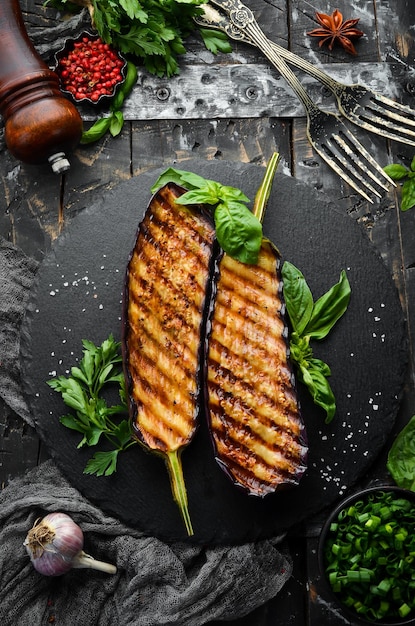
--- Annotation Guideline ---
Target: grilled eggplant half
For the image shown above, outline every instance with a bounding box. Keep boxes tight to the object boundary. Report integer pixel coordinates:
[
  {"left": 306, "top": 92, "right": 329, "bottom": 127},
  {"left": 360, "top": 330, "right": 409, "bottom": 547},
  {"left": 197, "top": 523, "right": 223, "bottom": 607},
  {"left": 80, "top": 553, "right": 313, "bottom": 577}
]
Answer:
[
  {"left": 205, "top": 241, "right": 308, "bottom": 497},
  {"left": 122, "top": 182, "right": 216, "bottom": 536}
]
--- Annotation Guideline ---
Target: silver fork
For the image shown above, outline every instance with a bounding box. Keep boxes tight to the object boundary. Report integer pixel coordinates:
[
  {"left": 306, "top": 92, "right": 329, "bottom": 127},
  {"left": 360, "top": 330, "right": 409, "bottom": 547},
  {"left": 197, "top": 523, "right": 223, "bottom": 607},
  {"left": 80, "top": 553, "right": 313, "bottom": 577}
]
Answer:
[
  {"left": 197, "top": 1, "right": 415, "bottom": 147},
  {"left": 195, "top": 0, "right": 394, "bottom": 202},
  {"left": 268, "top": 46, "right": 415, "bottom": 148}
]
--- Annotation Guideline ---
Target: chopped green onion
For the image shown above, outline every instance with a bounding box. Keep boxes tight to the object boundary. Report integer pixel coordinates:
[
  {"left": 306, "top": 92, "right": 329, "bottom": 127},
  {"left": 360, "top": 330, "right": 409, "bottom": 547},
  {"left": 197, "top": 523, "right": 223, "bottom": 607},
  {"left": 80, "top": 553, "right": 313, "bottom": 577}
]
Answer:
[{"left": 323, "top": 490, "right": 415, "bottom": 622}]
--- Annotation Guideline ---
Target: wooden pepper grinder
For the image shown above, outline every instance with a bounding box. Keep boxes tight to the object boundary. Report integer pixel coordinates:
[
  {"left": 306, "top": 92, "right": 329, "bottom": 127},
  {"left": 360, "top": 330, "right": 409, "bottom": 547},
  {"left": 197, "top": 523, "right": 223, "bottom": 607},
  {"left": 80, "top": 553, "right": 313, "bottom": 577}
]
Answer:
[{"left": 0, "top": 0, "right": 83, "bottom": 173}]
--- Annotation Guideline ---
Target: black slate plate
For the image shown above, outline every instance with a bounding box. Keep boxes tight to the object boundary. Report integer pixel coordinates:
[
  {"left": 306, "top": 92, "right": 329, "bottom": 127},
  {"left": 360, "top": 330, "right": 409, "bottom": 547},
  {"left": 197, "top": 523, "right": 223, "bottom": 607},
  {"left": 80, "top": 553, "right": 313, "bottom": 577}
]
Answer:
[{"left": 21, "top": 160, "right": 407, "bottom": 545}]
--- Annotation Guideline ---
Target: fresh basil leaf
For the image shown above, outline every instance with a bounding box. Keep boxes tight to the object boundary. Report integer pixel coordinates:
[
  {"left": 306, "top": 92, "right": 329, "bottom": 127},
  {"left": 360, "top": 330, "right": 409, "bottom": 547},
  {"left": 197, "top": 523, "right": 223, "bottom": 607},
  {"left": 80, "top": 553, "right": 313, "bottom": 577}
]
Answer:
[
  {"left": 309, "top": 357, "right": 331, "bottom": 378},
  {"left": 176, "top": 188, "right": 221, "bottom": 206},
  {"left": 282, "top": 261, "right": 313, "bottom": 335},
  {"left": 387, "top": 415, "right": 415, "bottom": 490},
  {"left": 304, "top": 270, "right": 351, "bottom": 340},
  {"left": 401, "top": 178, "right": 415, "bottom": 211},
  {"left": 218, "top": 185, "right": 250, "bottom": 205},
  {"left": 299, "top": 361, "right": 336, "bottom": 424},
  {"left": 151, "top": 168, "right": 260, "bottom": 263},
  {"left": 110, "top": 111, "right": 124, "bottom": 137},
  {"left": 151, "top": 168, "right": 209, "bottom": 194},
  {"left": 288, "top": 332, "right": 311, "bottom": 366},
  {"left": 383, "top": 163, "right": 409, "bottom": 181},
  {"left": 80, "top": 116, "right": 112, "bottom": 145},
  {"left": 214, "top": 201, "right": 262, "bottom": 265}
]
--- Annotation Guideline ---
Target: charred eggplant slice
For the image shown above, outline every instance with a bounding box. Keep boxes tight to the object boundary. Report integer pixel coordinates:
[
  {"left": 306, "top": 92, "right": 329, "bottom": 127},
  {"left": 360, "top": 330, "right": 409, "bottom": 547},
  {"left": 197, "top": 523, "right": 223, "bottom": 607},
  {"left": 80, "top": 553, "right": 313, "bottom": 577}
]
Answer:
[
  {"left": 205, "top": 240, "right": 308, "bottom": 497},
  {"left": 122, "top": 183, "right": 216, "bottom": 535}
]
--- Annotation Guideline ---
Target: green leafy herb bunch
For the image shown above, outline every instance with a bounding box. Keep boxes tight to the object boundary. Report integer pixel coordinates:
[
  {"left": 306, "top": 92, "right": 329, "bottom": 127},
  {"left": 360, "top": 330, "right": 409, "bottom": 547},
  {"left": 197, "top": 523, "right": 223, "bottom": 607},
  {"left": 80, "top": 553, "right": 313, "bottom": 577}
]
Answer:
[
  {"left": 48, "top": 335, "right": 136, "bottom": 476},
  {"left": 384, "top": 156, "right": 415, "bottom": 211},
  {"left": 45, "top": 0, "right": 231, "bottom": 78}
]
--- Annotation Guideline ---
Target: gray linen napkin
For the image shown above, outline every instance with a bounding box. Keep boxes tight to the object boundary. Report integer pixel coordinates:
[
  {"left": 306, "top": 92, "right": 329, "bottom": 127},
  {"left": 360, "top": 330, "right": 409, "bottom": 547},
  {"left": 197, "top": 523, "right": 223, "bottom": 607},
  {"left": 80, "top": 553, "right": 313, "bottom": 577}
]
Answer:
[
  {"left": 0, "top": 239, "right": 293, "bottom": 624},
  {"left": 0, "top": 238, "right": 38, "bottom": 426},
  {"left": 0, "top": 460, "right": 291, "bottom": 626}
]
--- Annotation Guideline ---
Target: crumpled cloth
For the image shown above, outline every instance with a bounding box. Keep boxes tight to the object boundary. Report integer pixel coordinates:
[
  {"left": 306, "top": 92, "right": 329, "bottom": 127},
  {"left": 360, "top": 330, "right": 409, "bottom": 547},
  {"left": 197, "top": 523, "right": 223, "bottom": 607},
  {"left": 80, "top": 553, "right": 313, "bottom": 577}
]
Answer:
[
  {"left": 0, "top": 238, "right": 38, "bottom": 426},
  {"left": 0, "top": 460, "right": 291, "bottom": 626},
  {"left": 0, "top": 238, "right": 293, "bottom": 624}
]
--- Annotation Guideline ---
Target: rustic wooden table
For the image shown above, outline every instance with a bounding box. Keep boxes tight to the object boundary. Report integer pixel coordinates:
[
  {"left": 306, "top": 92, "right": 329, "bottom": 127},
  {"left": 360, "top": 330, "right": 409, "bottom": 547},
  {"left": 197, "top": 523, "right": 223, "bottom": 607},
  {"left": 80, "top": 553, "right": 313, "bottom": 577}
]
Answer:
[{"left": 1, "top": 0, "right": 415, "bottom": 624}]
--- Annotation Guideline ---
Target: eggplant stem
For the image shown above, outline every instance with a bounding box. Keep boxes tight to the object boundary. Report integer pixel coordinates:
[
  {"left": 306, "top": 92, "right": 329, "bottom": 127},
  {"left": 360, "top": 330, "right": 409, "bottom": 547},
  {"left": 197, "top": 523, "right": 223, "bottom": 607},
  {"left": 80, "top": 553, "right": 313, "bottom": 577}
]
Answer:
[
  {"left": 166, "top": 450, "right": 194, "bottom": 536},
  {"left": 72, "top": 550, "right": 117, "bottom": 574},
  {"left": 253, "top": 152, "right": 280, "bottom": 224}
]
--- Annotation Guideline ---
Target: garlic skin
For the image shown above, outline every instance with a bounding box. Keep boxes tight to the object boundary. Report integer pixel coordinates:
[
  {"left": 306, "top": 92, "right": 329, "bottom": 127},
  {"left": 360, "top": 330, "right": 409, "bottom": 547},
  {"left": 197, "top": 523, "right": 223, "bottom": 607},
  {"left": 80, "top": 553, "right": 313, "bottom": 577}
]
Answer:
[{"left": 24, "top": 512, "right": 117, "bottom": 576}]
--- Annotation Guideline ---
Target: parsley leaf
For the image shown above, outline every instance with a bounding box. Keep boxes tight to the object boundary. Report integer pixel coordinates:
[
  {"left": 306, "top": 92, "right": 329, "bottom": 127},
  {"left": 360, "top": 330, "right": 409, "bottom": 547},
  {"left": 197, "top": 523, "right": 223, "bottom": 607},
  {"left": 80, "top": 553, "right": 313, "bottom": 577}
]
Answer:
[
  {"left": 199, "top": 28, "right": 233, "bottom": 55},
  {"left": 46, "top": 0, "right": 231, "bottom": 78},
  {"left": 48, "top": 335, "right": 136, "bottom": 476},
  {"left": 84, "top": 450, "right": 120, "bottom": 477}
]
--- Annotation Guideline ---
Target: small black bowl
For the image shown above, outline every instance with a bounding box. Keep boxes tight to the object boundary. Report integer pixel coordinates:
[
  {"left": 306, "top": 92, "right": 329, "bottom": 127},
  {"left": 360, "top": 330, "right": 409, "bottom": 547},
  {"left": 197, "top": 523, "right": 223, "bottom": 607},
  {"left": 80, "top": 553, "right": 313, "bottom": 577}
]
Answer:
[
  {"left": 52, "top": 31, "right": 127, "bottom": 107},
  {"left": 318, "top": 485, "right": 415, "bottom": 626}
]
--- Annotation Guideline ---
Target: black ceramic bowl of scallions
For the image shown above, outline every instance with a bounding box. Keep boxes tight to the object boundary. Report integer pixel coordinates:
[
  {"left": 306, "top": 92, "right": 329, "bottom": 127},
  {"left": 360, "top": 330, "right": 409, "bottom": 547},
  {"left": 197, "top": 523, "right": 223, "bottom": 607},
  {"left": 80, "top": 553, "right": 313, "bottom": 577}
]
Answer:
[{"left": 318, "top": 486, "right": 415, "bottom": 625}]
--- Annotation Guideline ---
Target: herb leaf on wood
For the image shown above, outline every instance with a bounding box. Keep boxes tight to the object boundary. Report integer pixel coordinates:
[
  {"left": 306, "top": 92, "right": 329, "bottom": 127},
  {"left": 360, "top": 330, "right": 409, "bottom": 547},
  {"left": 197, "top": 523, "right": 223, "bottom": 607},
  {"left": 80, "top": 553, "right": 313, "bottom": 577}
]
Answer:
[{"left": 384, "top": 157, "right": 415, "bottom": 211}]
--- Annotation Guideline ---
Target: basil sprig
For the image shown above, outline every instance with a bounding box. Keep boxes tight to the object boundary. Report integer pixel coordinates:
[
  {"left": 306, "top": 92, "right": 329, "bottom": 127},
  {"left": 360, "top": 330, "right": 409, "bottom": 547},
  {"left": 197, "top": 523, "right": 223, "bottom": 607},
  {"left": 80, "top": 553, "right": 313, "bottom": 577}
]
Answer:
[
  {"left": 80, "top": 61, "right": 138, "bottom": 145},
  {"left": 151, "top": 168, "right": 262, "bottom": 264},
  {"left": 282, "top": 261, "right": 351, "bottom": 423},
  {"left": 384, "top": 156, "right": 415, "bottom": 212},
  {"left": 387, "top": 415, "right": 415, "bottom": 490}
]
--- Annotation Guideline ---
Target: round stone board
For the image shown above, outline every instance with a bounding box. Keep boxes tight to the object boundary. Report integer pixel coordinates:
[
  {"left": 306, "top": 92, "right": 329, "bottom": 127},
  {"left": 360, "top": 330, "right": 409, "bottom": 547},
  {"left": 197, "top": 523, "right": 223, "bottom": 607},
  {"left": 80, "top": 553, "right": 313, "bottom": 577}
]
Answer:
[{"left": 20, "top": 159, "right": 407, "bottom": 545}]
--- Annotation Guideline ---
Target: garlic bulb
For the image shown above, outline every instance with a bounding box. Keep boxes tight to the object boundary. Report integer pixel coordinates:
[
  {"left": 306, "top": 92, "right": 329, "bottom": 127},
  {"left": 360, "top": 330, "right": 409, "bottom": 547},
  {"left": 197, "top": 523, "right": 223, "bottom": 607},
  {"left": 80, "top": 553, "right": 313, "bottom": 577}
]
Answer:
[{"left": 24, "top": 512, "right": 117, "bottom": 576}]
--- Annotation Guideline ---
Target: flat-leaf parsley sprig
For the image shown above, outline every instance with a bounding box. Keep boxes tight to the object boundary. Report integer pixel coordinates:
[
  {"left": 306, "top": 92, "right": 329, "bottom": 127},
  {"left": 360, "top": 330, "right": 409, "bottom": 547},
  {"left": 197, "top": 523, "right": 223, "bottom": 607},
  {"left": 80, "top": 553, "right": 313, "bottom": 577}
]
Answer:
[
  {"left": 282, "top": 262, "right": 351, "bottom": 423},
  {"left": 48, "top": 335, "right": 136, "bottom": 476},
  {"left": 45, "top": 0, "right": 232, "bottom": 78}
]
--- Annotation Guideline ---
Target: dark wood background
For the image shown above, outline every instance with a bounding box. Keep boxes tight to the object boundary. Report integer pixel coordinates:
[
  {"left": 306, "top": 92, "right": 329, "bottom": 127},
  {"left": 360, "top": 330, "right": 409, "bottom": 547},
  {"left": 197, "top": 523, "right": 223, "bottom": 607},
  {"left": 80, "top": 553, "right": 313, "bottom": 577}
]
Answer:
[{"left": 1, "top": 0, "right": 415, "bottom": 623}]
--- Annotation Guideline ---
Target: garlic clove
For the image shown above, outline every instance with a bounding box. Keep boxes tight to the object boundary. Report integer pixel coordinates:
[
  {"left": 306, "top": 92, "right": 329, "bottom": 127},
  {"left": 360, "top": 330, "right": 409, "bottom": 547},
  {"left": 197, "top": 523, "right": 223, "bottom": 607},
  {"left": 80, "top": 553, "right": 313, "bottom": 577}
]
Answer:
[{"left": 24, "top": 512, "right": 117, "bottom": 576}]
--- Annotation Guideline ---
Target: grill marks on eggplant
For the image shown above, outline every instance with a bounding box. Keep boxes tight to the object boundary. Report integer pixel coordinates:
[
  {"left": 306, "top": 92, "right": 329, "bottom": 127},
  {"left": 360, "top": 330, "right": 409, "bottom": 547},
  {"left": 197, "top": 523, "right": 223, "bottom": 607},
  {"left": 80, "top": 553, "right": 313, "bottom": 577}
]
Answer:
[
  {"left": 123, "top": 182, "right": 306, "bottom": 534},
  {"left": 206, "top": 242, "right": 307, "bottom": 497},
  {"left": 124, "top": 184, "right": 216, "bottom": 456}
]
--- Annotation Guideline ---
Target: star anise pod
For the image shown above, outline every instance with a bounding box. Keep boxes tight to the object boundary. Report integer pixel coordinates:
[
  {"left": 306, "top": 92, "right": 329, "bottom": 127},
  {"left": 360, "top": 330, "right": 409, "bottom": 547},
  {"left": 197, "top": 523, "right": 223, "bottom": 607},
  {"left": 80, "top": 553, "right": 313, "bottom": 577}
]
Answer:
[{"left": 307, "top": 9, "right": 364, "bottom": 55}]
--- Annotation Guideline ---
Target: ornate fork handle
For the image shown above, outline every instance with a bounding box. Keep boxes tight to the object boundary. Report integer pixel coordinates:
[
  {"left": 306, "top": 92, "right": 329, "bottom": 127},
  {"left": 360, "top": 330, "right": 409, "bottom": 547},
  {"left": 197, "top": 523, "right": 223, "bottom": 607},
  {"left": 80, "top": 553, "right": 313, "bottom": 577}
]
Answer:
[
  {"left": 196, "top": 0, "right": 394, "bottom": 202},
  {"left": 198, "top": 0, "right": 328, "bottom": 121},
  {"left": 197, "top": 0, "right": 358, "bottom": 100}
]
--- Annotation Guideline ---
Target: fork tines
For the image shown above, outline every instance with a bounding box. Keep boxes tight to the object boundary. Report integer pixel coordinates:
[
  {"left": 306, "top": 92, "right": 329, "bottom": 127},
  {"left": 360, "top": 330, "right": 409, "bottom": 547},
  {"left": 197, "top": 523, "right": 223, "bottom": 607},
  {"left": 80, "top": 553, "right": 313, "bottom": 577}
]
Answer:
[
  {"left": 358, "top": 94, "right": 415, "bottom": 146},
  {"left": 318, "top": 127, "right": 395, "bottom": 203}
]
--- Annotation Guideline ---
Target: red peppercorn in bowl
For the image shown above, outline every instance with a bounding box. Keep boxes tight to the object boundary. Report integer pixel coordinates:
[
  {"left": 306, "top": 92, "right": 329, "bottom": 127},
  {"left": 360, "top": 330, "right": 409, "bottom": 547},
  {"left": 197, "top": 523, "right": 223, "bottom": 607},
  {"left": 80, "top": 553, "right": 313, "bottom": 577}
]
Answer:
[{"left": 53, "top": 33, "right": 127, "bottom": 106}]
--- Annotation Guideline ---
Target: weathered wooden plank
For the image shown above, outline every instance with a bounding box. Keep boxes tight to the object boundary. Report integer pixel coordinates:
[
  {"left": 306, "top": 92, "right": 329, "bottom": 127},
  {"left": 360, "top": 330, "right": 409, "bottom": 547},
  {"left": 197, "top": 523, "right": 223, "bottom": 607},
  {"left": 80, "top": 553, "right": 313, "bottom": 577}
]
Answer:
[
  {"left": 0, "top": 399, "right": 41, "bottom": 489},
  {"left": 130, "top": 117, "right": 287, "bottom": 174},
  {"left": 0, "top": 155, "right": 63, "bottom": 260},
  {"left": 77, "top": 61, "right": 415, "bottom": 121},
  {"left": 375, "top": 0, "right": 415, "bottom": 65},
  {"left": 61, "top": 124, "right": 133, "bottom": 221}
]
